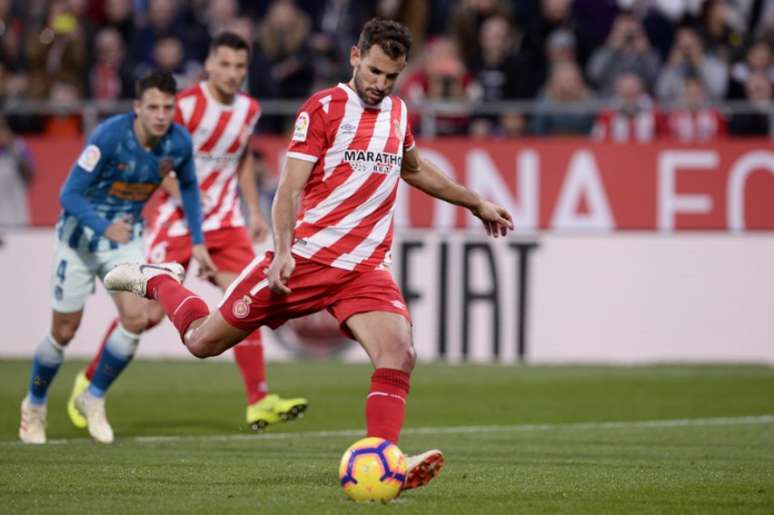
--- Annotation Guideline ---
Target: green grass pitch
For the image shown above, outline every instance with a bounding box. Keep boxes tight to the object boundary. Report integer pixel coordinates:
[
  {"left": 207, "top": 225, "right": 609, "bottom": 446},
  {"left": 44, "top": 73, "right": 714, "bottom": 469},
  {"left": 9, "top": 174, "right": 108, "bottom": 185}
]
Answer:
[{"left": 1, "top": 360, "right": 773, "bottom": 513}]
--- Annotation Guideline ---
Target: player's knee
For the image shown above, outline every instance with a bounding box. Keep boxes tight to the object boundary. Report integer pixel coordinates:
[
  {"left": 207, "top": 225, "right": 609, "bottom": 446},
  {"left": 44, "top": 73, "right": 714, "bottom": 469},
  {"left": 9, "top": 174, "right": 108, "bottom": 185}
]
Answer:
[
  {"left": 378, "top": 332, "right": 415, "bottom": 372},
  {"left": 119, "top": 311, "right": 149, "bottom": 334},
  {"left": 51, "top": 324, "right": 78, "bottom": 346},
  {"left": 186, "top": 334, "right": 224, "bottom": 359}
]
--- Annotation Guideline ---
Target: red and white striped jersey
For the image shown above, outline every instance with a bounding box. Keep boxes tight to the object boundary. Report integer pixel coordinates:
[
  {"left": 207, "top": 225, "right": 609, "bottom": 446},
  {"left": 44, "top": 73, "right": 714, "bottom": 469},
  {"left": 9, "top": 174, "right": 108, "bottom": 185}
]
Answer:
[
  {"left": 665, "top": 109, "right": 727, "bottom": 142},
  {"left": 592, "top": 107, "right": 664, "bottom": 142},
  {"left": 286, "top": 83, "right": 415, "bottom": 271},
  {"left": 147, "top": 81, "right": 260, "bottom": 241}
]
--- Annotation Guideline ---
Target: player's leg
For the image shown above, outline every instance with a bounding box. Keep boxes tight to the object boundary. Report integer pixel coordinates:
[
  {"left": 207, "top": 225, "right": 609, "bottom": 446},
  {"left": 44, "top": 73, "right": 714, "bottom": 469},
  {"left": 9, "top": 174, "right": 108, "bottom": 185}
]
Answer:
[
  {"left": 332, "top": 269, "right": 443, "bottom": 491},
  {"left": 345, "top": 311, "right": 416, "bottom": 443},
  {"left": 104, "top": 262, "right": 250, "bottom": 357},
  {"left": 68, "top": 302, "right": 164, "bottom": 429},
  {"left": 74, "top": 291, "right": 151, "bottom": 443},
  {"left": 213, "top": 268, "right": 308, "bottom": 430},
  {"left": 21, "top": 245, "right": 93, "bottom": 444},
  {"left": 345, "top": 311, "right": 444, "bottom": 491},
  {"left": 20, "top": 310, "right": 81, "bottom": 444}
]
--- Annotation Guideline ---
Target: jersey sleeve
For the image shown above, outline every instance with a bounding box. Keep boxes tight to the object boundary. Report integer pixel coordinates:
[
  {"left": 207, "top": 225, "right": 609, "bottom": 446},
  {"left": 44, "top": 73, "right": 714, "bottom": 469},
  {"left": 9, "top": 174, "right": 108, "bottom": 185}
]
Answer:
[
  {"left": 174, "top": 133, "right": 205, "bottom": 245},
  {"left": 59, "top": 124, "right": 117, "bottom": 236},
  {"left": 286, "top": 98, "right": 327, "bottom": 164}
]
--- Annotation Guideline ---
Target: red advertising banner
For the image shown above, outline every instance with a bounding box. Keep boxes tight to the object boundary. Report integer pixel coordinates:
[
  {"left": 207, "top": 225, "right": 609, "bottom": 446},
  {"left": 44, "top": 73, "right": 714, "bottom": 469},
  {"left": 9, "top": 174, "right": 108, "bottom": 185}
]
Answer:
[{"left": 24, "top": 136, "right": 774, "bottom": 231}]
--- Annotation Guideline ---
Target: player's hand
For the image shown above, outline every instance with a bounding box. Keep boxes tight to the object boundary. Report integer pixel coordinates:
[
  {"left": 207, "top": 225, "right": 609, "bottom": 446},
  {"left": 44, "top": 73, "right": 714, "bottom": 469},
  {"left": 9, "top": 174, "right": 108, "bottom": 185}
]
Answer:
[
  {"left": 249, "top": 212, "right": 270, "bottom": 243},
  {"left": 471, "top": 199, "right": 514, "bottom": 238},
  {"left": 104, "top": 216, "right": 133, "bottom": 243},
  {"left": 267, "top": 251, "right": 295, "bottom": 295},
  {"left": 192, "top": 244, "right": 218, "bottom": 279}
]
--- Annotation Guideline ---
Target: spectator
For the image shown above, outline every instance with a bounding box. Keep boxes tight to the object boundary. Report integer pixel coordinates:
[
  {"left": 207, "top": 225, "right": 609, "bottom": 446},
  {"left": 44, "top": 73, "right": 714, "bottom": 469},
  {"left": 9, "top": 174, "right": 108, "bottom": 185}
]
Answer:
[
  {"left": 371, "top": 0, "right": 428, "bottom": 51},
  {"left": 521, "top": 0, "right": 595, "bottom": 88},
  {"left": 587, "top": 12, "right": 661, "bottom": 97},
  {"left": 148, "top": 35, "right": 202, "bottom": 90},
  {"left": 697, "top": 0, "right": 745, "bottom": 62},
  {"left": 593, "top": 73, "right": 663, "bottom": 142},
  {"left": 130, "top": 0, "right": 208, "bottom": 70},
  {"left": 401, "top": 37, "right": 479, "bottom": 135},
  {"left": 206, "top": 0, "right": 241, "bottom": 37},
  {"left": 532, "top": 61, "right": 594, "bottom": 136},
  {"left": 255, "top": 0, "right": 315, "bottom": 100},
  {"left": 727, "top": 39, "right": 773, "bottom": 99},
  {"left": 656, "top": 26, "right": 728, "bottom": 102},
  {"left": 0, "top": 115, "right": 34, "bottom": 228},
  {"left": 23, "top": 0, "right": 89, "bottom": 99},
  {"left": 309, "top": 0, "right": 369, "bottom": 91},
  {"left": 523, "top": 27, "right": 579, "bottom": 98},
  {"left": 728, "top": 72, "right": 772, "bottom": 136},
  {"left": 469, "top": 14, "right": 529, "bottom": 102},
  {"left": 89, "top": 27, "right": 133, "bottom": 100},
  {"left": 43, "top": 79, "right": 82, "bottom": 137},
  {"left": 449, "top": 0, "right": 511, "bottom": 67},
  {"left": 103, "top": 0, "right": 135, "bottom": 47},
  {"left": 664, "top": 76, "right": 727, "bottom": 142}
]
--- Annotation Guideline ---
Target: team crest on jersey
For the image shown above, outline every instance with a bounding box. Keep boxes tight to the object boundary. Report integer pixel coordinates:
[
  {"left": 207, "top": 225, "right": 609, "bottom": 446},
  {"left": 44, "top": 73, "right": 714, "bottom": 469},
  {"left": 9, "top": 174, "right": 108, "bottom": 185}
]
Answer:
[
  {"left": 293, "top": 112, "right": 310, "bottom": 142},
  {"left": 159, "top": 157, "right": 174, "bottom": 178},
  {"left": 232, "top": 295, "right": 252, "bottom": 319},
  {"left": 77, "top": 144, "right": 101, "bottom": 172}
]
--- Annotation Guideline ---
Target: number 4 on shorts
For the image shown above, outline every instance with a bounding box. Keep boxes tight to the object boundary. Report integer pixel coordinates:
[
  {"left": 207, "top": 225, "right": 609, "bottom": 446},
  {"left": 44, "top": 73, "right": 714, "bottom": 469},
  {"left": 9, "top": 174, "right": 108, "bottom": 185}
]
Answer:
[{"left": 56, "top": 259, "right": 67, "bottom": 283}]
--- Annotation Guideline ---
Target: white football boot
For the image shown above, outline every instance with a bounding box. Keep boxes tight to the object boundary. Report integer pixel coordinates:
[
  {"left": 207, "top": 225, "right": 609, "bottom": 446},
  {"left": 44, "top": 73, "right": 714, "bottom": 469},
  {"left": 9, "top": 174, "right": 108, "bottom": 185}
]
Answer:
[
  {"left": 402, "top": 449, "right": 444, "bottom": 491},
  {"left": 75, "top": 391, "right": 114, "bottom": 444},
  {"left": 19, "top": 398, "right": 47, "bottom": 444},
  {"left": 104, "top": 262, "right": 184, "bottom": 297}
]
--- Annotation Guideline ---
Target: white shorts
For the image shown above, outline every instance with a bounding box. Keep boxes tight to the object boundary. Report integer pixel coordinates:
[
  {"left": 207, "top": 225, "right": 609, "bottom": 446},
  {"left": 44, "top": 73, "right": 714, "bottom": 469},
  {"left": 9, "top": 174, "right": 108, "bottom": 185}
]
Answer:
[{"left": 50, "top": 239, "right": 144, "bottom": 313}]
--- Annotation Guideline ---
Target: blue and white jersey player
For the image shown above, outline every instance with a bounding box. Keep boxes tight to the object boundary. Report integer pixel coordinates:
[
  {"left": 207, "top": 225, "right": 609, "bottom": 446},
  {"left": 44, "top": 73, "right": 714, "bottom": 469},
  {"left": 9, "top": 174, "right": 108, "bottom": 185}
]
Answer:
[{"left": 19, "top": 71, "right": 217, "bottom": 445}]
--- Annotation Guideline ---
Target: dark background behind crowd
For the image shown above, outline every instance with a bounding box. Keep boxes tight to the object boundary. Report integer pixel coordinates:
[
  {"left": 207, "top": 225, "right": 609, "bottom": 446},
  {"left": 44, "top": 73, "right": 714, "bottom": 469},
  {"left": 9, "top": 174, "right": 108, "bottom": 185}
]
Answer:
[{"left": 1, "top": 0, "right": 773, "bottom": 141}]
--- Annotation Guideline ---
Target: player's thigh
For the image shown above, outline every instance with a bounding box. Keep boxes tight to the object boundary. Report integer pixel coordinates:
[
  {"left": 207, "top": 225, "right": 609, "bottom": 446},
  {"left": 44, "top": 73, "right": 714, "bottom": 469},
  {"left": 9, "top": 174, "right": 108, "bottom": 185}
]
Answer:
[
  {"left": 146, "top": 235, "right": 192, "bottom": 267},
  {"left": 345, "top": 311, "right": 415, "bottom": 371},
  {"left": 213, "top": 271, "right": 239, "bottom": 291},
  {"left": 207, "top": 227, "right": 255, "bottom": 275},
  {"left": 186, "top": 309, "right": 252, "bottom": 358},
  {"left": 50, "top": 309, "right": 84, "bottom": 346},
  {"left": 110, "top": 291, "right": 150, "bottom": 334},
  {"left": 50, "top": 243, "right": 96, "bottom": 315}
]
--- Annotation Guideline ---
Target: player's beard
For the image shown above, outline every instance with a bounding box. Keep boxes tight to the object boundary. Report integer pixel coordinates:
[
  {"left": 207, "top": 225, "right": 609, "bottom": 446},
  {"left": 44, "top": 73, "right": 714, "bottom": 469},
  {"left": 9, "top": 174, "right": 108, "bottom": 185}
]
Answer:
[{"left": 353, "top": 68, "right": 386, "bottom": 106}]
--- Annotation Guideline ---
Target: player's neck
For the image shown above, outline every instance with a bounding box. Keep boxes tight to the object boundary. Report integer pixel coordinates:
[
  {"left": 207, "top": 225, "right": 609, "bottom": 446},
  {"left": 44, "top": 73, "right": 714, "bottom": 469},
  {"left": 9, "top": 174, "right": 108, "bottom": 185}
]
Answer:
[
  {"left": 133, "top": 118, "right": 160, "bottom": 150},
  {"left": 205, "top": 81, "right": 235, "bottom": 105}
]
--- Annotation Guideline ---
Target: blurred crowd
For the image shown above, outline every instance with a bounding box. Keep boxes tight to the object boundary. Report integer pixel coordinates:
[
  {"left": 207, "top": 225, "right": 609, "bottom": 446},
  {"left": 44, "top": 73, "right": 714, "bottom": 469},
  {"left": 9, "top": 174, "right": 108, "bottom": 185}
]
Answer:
[{"left": 1, "top": 0, "right": 773, "bottom": 140}]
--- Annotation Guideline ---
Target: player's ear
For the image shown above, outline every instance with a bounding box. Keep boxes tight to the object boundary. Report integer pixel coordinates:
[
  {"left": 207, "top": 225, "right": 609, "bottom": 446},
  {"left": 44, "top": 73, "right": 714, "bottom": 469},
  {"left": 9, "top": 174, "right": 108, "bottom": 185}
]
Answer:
[
  {"left": 350, "top": 46, "right": 360, "bottom": 67},
  {"left": 133, "top": 99, "right": 141, "bottom": 116}
]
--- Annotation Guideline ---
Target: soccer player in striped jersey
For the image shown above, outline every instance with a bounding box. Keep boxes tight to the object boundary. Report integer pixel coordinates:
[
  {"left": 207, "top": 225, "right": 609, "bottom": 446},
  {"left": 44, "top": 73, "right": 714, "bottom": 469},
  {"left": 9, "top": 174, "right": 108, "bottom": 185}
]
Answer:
[
  {"left": 105, "top": 19, "right": 513, "bottom": 490},
  {"left": 68, "top": 32, "right": 307, "bottom": 433},
  {"left": 20, "top": 71, "right": 215, "bottom": 444}
]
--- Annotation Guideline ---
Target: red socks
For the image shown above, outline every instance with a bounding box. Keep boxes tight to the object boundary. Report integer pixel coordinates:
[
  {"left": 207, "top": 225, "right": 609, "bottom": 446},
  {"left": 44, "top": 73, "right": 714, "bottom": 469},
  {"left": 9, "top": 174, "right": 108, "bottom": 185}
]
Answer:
[
  {"left": 366, "top": 368, "right": 411, "bottom": 443},
  {"left": 233, "top": 330, "right": 267, "bottom": 405},
  {"left": 147, "top": 276, "right": 209, "bottom": 337}
]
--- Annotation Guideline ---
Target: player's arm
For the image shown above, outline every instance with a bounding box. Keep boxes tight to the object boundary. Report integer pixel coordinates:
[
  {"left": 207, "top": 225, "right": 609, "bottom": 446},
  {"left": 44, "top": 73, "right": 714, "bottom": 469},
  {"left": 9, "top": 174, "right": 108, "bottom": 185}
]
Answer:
[
  {"left": 60, "top": 137, "right": 131, "bottom": 243},
  {"left": 400, "top": 147, "right": 514, "bottom": 237},
  {"left": 237, "top": 150, "right": 269, "bottom": 243},
  {"left": 266, "top": 157, "right": 315, "bottom": 294},
  {"left": 176, "top": 148, "right": 217, "bottom": 277}
]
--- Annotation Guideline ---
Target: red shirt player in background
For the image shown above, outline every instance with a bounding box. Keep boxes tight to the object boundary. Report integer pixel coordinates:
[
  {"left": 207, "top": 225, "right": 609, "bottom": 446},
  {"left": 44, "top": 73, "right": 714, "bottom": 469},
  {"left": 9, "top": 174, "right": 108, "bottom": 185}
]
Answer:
[
  {"left": 68, "top": 32, "right": 307, "bottom": 434},
  {"left": 105, "top": 19, "right": 513, "bottom": 491}
]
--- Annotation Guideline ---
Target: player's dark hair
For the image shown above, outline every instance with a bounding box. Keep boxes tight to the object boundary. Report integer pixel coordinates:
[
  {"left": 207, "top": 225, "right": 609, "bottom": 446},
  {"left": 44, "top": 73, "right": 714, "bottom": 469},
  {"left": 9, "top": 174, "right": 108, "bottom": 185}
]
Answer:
[
  {"left": 357, "top": 18, "right": 412, "bottom": 60},
  {"left": 210, "top": 31, "right": 250, "bottom": 55},
  {"left": 135, "top": 71, "right": 177, "bottom": 98}
]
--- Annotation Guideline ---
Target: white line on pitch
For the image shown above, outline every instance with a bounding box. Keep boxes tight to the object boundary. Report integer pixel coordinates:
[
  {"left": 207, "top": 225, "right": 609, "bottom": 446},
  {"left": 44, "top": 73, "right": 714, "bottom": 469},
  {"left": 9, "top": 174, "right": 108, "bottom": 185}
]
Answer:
[{"left": 4, "top": 414, "right": 773, "bottom": 446}]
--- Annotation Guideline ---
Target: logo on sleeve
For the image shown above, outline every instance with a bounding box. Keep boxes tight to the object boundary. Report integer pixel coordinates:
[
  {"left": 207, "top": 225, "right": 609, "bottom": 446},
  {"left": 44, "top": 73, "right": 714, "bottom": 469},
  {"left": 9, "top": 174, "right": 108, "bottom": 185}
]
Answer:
[
  {"left": 77, "top": 144, "right": 101, "bottom": 172},
  {"left": 292, "top": 112, "right": 310, "bottom": 142}
]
